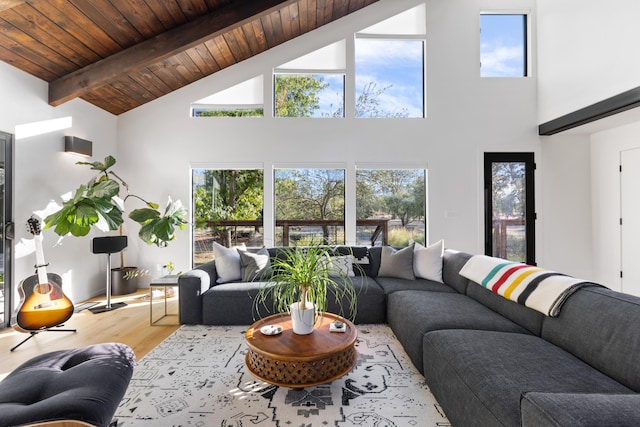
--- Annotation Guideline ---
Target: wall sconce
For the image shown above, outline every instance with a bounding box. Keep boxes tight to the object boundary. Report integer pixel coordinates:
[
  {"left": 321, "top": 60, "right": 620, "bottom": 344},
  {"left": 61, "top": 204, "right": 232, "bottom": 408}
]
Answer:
[{"left": 64, "top": 136, "right": 92, "bottom": 157}]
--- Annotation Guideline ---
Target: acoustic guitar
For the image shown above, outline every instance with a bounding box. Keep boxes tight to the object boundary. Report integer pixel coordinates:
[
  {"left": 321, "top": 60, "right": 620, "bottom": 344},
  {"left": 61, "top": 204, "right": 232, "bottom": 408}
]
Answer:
[{"left": 15, "top": 216, "right": 74, "bottom": 331}]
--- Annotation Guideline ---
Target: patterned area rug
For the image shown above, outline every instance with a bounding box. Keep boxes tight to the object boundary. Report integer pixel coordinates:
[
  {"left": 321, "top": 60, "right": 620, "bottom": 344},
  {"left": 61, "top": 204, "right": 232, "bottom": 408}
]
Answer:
[{"left": 115, "top": 324, "right": 450, "bottom": 426}]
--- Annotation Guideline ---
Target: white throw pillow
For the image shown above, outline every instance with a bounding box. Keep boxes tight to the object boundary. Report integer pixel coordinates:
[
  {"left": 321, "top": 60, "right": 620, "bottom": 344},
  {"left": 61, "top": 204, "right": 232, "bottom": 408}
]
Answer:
[
  {"left": 413, "top": 240, "right": 444, "bottom": 282},
  {"left": 212, "top": 241, "right": 246, "bottom": 284},
  {"left": 321, "top": 255, "right": 355, "bottom": 277}
]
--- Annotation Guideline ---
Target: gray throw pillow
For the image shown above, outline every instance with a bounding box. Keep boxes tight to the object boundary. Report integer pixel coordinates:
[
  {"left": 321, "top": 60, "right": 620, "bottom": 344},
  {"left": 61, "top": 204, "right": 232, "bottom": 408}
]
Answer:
[
  {"left": 239, "top": 247, "right": 272, "bottom": 281},
  {"left": 377, "top": 244, "right": 415, "bottom": 280}
]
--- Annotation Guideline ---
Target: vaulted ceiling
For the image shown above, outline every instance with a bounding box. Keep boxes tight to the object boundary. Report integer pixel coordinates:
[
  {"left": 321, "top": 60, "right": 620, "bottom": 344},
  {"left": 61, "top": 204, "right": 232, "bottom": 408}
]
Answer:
[{"left": 0, "top": 0, "right": 378, "bottom": 115}]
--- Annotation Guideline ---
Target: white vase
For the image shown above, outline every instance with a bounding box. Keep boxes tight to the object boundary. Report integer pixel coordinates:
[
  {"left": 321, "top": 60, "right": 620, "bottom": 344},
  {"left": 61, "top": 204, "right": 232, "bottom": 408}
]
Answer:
[{"left": 290, "top": 301, "right": 316, "bottom": 335}]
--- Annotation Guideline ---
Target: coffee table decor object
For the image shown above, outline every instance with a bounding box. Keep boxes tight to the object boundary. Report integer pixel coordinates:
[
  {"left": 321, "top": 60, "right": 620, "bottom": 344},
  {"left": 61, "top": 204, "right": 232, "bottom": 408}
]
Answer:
[
  {"left": 245, "top": 312, "right": 357, "bottom": 388},
  {"left": 260, "top": 324, "right": 283, "bottom": 335}
]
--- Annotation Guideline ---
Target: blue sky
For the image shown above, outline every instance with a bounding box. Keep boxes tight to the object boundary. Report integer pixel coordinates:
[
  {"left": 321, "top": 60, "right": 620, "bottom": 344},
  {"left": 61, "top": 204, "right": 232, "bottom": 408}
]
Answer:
[
  {"left": 480, "top": 14, "right": 526, "bottom": 77},
  {"left": 314, "top": 39, "right": 424, "bottom": 118}
]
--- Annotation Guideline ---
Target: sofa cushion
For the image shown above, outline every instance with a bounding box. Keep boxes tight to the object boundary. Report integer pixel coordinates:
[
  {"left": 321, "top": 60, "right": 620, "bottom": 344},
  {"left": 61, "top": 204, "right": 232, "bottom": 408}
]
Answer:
[
  {"left": 333, "top": 246, "right": 370, "bottom": 276},
  {"left": 541, "top": 286, "right": 640, "bottom": 392},
  {"left": 378, "top": 244, "right": 415, "bottom": 280},
  {"left": 387, "top": 290, "right": 531, "bottom": 373},
  {"left": 413, "top": 240, "right": 443, "bottom": 282},
  {"left": 201, "top": 275, "right": 386, "bottom": 325},
  {"left": 368, "top": 246, "right": 383, "bottom": 277},
  {"left": 374, "top": 276, "right": 456, "bottom": 295},
  {"left": 423, "top": 330, "right": 632, "bottom": 427},
  {"left": 321, "top": 255, "right": 355, "bottom": 277},
  {"left": 325, "top": 275, "right": 386, "bottom": 324},
  {"left": 202, "top": 281, "right": 274, "bottom": 325},
  {"left": 441, "top": 249, "right": 472, "bottom": 294},
  {"left": 520, "top": 392, "right": 640, "bottom": 427},
  {"left": 212, "top": 241, "right": 246, "bottom": 284},
  {"left": 467, "top": 282, "right": 545, "bottom": 336},
  {"left": 239, "top": 247, "right": 272, "bottom": 281}
]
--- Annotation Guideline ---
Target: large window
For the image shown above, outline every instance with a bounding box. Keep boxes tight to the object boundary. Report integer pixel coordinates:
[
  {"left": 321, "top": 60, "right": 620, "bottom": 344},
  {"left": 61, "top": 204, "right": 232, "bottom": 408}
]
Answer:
[
  {"left": 480, "top": 13, "right": 528, "bottom": 77},
  {"left": 356, "top": 168, "right": 426, "bottom": 246},
  {"left": 484, "top": 153, "right": 535, "bottom": 264},
  {"left": 192, "top": 169, "right": 264, "bottom": 265},
  {"left": 274, "top": 168, "right": 345, "bottom": 246},
  {"left": 191, "top": 164, "right": 428, "bottom": 264},
  {"left": 354, "top": 38, "right": 425, "bottom": 118}
]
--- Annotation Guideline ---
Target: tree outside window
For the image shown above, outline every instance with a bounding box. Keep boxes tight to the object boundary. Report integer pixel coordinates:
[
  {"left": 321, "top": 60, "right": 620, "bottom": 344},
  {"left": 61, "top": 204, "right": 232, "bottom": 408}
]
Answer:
[
  {"left": 274, "top": 168, "right": 345, "bottom": 246},
  {"left": 356, "top": 169, "right": 426, "bottom": 246},
  {"left": 192, "top": 169, "right": 264, "bottom": 264}
]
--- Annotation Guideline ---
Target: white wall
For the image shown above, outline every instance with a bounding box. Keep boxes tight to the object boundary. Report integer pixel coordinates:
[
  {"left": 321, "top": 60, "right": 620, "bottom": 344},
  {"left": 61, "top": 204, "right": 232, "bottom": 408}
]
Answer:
[
  {"left": 590, "top": 123, "right": 640, "bottom": 291},
  {"left": 537, "top": 1, "right": 640, "bottom": 288},
  {"left": 539, "top": 135, "right": 592, "bottom": 277},
  {"left": 0, "top": 61, "right": 118, "bottom": 303},
  {"left": 118, "top": 0, "right": 548, "bottom": 275},
  {"left": 537, "top": 0, "right": 640, "bottom": 123}
]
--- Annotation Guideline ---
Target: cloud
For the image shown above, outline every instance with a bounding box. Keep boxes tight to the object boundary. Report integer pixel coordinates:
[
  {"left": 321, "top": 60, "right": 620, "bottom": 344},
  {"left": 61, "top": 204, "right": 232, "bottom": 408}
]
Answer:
[
  {"left": 355, "top": 39, "right": 423, "bottom": 67},
  {"left": 353, "top": 39, "right": 424, "bottom": 117},
  {"left": 480, "top": 43, "right": 524, "bottom": 77}
]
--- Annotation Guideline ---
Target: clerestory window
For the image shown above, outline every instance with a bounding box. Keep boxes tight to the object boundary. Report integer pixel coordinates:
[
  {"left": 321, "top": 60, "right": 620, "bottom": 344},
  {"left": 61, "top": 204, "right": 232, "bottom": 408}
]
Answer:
[{"left": 480, "top": 13, "right": 528, "bottom": 78}]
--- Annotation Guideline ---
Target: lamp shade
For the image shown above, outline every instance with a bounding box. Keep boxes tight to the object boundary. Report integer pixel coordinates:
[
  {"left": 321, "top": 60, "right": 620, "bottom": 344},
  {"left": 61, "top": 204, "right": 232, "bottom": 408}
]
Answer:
[{"left": 64, "top": 136, "right": 92, "bottom": 157}]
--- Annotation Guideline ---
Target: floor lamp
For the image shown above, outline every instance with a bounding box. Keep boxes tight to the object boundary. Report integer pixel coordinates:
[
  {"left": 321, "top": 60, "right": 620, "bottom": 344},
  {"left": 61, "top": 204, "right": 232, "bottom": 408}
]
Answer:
[{"left": 89, "top": 236, "right": 128, "bottom": 314}]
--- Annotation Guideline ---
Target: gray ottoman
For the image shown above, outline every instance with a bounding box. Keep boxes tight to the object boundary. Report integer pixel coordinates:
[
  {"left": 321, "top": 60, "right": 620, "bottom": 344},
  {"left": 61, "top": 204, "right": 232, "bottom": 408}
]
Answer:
[{"left": 0, "top": 342, "right": 135, "bottom": 427}]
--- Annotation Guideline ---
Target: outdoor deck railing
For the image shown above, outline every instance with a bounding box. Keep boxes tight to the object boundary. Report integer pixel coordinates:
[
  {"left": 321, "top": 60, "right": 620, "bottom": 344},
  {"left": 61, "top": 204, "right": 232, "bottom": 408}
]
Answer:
[
  {"left": 492, "top": 218, "right": 526, "bottom": 260},
  {"left": 200, "top": 219, "right": 389, "bottom": 247}
]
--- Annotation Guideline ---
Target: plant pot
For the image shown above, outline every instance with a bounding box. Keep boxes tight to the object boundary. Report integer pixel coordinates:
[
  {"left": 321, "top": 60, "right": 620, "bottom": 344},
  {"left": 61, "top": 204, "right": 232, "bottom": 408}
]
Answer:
[
  {"left": 290, "top": 301, "right": 316, "bottom": 335},
  {"left": 111, "top": 267, "right": 139, "bottom": 295}
]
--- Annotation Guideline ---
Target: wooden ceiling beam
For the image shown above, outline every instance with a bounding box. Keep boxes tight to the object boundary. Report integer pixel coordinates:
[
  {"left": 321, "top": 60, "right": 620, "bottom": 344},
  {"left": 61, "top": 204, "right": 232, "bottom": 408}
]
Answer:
[
  {"left": 48, "top": 0, "right": 297, "bottom": 107},
  {"left": 0, "top": 1, "right": 26, "bottom": 13}
]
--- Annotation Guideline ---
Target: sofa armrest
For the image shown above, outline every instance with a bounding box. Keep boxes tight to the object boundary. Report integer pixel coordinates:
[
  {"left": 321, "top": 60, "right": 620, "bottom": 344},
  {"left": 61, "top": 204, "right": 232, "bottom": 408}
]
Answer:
[
  {"left": 521, "top": 392, "right": 640, "bottom": 426},
  {"left": 179, "top": 261, "right": 216, "bottom": 324}
]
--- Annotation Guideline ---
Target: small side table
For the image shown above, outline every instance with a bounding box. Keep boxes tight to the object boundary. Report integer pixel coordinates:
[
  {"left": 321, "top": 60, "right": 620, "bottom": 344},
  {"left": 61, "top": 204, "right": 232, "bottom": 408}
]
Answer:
[{"left": 149, "top": 274, "right": 179, "bottom": 325}]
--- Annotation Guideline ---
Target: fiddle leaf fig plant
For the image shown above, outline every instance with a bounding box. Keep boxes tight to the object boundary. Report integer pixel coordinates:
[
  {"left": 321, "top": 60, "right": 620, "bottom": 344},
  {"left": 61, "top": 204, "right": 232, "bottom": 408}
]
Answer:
[{"left": 44, "top": 155, "right": 188, "bottom": 257}]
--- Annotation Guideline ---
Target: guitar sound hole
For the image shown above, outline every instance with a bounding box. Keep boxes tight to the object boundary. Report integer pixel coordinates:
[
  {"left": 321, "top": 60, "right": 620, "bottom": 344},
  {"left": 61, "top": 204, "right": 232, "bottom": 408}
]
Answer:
[{"left": 34, "top": 283, "right": 53, "bottom": 295}]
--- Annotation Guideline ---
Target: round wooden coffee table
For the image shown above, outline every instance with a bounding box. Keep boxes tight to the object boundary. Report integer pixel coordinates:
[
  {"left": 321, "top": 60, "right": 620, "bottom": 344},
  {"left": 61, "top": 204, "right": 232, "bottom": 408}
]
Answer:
[{"left": 245, "top": 312, "right": 358, "bottom": 388}]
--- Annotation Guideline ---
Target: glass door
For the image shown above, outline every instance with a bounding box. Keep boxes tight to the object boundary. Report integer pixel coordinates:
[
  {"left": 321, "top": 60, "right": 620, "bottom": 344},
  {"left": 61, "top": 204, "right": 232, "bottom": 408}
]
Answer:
[
  {"left": 484, "top": 152, "right": 535, "bottom": 265},
  {"left": 0, "top": 131, "right": 13, "bottom": 329}
]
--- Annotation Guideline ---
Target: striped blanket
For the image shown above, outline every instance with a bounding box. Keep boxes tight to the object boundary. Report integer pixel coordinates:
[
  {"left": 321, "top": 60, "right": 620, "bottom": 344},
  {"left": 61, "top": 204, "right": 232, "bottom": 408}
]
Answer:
[{"left": 459, "top": 255, "right": 602, "bottom": 317}]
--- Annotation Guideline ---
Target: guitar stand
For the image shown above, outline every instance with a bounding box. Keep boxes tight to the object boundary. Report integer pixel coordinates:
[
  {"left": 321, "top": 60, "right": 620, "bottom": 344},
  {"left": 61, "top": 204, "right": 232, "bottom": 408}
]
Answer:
[{"left": 10, "top": 324, "right": 77, "bottom": 352}]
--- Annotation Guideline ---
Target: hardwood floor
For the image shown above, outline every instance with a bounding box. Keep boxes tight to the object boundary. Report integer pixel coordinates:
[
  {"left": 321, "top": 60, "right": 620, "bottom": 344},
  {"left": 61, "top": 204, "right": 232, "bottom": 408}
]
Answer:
[{"left": 0, "top": 289, "right": 179, "bottom": 380}]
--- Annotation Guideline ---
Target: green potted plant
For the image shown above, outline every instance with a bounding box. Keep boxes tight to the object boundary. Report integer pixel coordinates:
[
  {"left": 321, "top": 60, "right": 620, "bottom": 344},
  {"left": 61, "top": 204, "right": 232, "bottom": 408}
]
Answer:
[
  {"left": 44, "top": 155, "right": 188, "bottom": 293},
  {"left": 253, "top": 246, "right": 360, "bottom": 335}
]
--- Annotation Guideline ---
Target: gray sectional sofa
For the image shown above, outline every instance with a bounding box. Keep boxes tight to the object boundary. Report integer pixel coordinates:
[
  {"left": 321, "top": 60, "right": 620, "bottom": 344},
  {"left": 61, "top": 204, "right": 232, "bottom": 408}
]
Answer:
[{"left": 178, "top": 245, "right": 640, "bottom": 426}]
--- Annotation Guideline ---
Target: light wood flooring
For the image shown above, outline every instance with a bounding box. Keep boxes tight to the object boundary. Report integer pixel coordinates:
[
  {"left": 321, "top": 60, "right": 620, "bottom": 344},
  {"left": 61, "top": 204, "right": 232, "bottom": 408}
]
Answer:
[{"left": 0, "top": 289, "right": 179, "bottom": 380}]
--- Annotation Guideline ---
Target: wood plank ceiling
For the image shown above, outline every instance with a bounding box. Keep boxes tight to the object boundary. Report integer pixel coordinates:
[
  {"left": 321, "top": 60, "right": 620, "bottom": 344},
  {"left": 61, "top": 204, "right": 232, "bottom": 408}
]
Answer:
[{"left": 0, "top": 0, "right": 379, "bottom": 115}]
